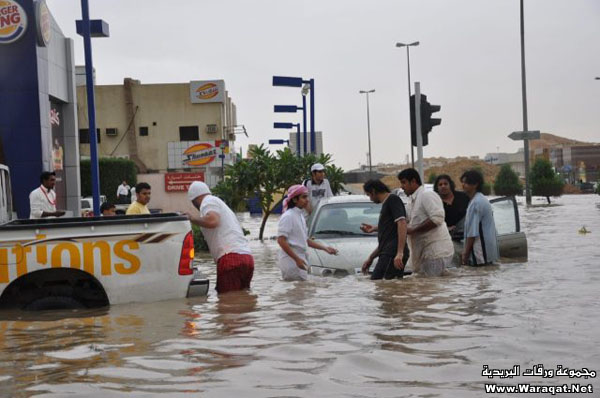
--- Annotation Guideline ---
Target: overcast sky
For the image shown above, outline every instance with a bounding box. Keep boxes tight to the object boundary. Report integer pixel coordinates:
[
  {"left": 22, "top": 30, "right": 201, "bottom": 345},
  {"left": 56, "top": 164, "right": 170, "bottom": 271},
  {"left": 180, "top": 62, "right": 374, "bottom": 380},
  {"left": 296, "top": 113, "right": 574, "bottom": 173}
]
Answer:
[{"left": 47, "top": 0, "right": 600, "bottom": 170}]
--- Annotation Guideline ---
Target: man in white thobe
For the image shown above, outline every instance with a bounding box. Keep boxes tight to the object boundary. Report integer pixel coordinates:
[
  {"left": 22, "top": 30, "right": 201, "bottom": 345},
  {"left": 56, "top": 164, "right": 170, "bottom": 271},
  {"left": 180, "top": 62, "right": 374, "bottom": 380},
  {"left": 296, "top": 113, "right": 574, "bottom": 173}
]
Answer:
[{"left": 398, "top": 168, "right": 454, "bottom": 276}]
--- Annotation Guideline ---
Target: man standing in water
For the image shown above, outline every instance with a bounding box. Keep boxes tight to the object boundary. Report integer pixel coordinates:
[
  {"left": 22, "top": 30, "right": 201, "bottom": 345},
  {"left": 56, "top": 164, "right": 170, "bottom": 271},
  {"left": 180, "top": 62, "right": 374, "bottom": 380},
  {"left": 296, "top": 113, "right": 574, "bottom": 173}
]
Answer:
[
  {"left": 360, "top": 179, "right": 407, "bottom": 280},
  {"left": 303, "top": 163, "right": 334, "bottom": 212},
  {"left": 398, "top": 168, "right": 454, "bottom": 276},
  {"left": 186, "top": 181, "right": 254, "bottom": 294},
  {"left": 460, "top": 170, "right": 499, "bottom": 265},
  {"left": 433, "top": 174, "right": 470, "bottom": 236}
]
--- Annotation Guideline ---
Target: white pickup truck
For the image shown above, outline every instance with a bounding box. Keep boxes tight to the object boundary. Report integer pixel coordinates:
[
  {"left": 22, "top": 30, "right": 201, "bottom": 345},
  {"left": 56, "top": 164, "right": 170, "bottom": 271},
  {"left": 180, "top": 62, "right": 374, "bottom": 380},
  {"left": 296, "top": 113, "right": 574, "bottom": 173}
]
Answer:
[
  {"left": 0, "top": 164, "right": 209, "bottom": 310},
  {"left": 0, "top": 214, "right": 210, "bottom": 310}
]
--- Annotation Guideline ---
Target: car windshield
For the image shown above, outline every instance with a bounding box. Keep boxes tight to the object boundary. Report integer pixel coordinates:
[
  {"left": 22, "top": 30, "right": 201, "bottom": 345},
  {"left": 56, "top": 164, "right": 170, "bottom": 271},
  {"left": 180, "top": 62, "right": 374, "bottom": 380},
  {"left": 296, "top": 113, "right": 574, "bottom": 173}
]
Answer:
[{"left": 312, "top": 202, "right": 381, "bottom": 237}]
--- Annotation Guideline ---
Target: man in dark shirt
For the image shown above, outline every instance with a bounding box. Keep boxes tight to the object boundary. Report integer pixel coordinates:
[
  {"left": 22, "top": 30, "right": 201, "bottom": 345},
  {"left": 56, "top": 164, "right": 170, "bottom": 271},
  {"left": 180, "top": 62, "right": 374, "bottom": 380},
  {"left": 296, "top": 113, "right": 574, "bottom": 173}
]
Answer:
[
  {"left": 434, "top": 174, "right": 470, "bottom": 238},
  {"left": 360, "top": 179, "right": 408, "bottom": 280}
]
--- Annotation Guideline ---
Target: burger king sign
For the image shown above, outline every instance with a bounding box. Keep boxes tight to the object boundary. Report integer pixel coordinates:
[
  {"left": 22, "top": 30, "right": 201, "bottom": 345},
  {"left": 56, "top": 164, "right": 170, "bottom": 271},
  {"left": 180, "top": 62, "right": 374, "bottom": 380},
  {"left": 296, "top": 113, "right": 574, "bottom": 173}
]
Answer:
[{"left": 0, "top": 0, "right": 27, "bottom": 45}]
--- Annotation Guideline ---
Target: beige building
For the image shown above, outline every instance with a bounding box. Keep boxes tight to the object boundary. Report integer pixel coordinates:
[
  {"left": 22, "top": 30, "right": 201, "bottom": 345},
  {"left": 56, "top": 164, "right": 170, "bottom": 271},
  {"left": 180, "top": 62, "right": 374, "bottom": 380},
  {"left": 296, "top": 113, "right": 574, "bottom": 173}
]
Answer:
[{"left": 77, "top": 77, "right": 241, "bottom": 212}]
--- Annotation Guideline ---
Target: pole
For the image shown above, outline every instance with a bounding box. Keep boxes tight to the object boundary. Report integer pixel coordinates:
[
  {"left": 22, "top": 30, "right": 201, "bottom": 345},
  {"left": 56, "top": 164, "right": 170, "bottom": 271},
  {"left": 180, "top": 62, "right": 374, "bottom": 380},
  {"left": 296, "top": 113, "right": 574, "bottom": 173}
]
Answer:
[
  {"left": 365, "top": 93, "right": 373, "bottom": 175},
  {"left": 406, "top": 46, "right": 415, "bottom": 168},
  {"left": 220, "top": 141, "right": 225, "bottom": 181},
  {"left": 309, "top": 78, "right": 315, "bottom": 154},
  {"left": 296, "top": 124, "right": 301, "bottom": 156},
  {"left": 520, "top": 0, "right": 531, "bottom": 205},
  {"left": 415, "top": 82, "right": 424, "bottom": 181},
  {"left": 302, "top": 94, "right": 307, "bottom": 156},
  {"left": 80, "top": 0, "right": 101, "bottom": 216}
]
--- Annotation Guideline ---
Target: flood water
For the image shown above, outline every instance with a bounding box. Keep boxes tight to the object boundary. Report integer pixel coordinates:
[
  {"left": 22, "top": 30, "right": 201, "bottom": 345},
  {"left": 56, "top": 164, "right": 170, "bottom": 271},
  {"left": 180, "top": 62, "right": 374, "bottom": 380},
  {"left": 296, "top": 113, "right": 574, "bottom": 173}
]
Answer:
[{"left": 1, "top": 195, "right": 599, "bottom": 397}]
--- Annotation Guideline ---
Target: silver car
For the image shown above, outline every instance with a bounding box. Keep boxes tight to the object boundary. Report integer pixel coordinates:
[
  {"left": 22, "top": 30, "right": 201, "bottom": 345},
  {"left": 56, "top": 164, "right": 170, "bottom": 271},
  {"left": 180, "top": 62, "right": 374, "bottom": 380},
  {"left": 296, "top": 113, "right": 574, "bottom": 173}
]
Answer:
[{"left": 306, "top": 194, "right": 527, "bottom": 277}]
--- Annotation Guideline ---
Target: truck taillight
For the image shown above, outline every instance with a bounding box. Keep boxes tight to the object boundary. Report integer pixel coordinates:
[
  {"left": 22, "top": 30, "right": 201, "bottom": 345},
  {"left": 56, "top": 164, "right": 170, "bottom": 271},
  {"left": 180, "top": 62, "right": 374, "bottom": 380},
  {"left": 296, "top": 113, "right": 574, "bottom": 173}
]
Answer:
[{"left": 179, "top": 231, "right": 195, "bottom": 275}]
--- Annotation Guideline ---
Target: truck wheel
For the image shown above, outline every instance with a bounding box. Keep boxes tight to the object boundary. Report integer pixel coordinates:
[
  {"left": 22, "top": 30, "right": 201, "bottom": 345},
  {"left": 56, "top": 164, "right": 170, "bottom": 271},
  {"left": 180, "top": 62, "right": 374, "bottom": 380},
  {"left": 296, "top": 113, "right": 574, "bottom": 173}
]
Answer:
[{"left": 24, "top": 296, "right": 85, "bottom": 311}]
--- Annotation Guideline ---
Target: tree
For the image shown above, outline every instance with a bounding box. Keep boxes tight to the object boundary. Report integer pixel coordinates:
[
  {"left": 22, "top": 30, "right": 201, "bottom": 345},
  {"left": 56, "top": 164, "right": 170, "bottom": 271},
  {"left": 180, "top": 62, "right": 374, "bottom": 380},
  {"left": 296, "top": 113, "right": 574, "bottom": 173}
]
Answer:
[
  {"left": 80, "top": 158, "right": 137, "bottom": 203},
  {"left": 212, "top": 145, "right": 344, "bottom": 240},
  {"left": 427, "top": 173, "right": 438, "bottom": 184},
  {"left": 530, "top": 158, "right": 564, "bottom": 204},
  {"left": 494, "top": 164, "right": 523, "bottom": 196}
]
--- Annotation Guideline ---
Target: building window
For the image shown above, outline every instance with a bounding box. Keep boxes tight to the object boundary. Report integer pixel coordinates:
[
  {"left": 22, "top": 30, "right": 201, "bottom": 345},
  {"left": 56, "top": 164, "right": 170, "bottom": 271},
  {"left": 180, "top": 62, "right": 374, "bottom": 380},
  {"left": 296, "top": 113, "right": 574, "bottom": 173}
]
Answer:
[
  {"left": 139, "top": 126, "right": 149, "bottom": 136},
  {"left": 79, "top": 128, "right": 101, "bottom": 144},
  {"left": 179, "top": 126, "right": 199, "bottom": 141}
]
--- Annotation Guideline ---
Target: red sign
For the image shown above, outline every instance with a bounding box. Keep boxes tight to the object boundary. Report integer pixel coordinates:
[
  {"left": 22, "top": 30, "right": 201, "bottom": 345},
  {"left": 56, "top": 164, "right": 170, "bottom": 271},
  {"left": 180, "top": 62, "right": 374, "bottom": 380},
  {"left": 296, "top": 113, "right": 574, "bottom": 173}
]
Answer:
[{"left": 165, "top": 172, "right": 204, "bottom": 192}]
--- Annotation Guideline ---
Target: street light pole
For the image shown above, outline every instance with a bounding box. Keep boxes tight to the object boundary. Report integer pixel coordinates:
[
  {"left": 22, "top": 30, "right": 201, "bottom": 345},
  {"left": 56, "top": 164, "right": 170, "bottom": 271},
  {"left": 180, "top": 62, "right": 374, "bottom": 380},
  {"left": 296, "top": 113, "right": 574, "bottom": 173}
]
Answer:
[
  {"left": 519, "top": 0, "right": 532, "bottom": 205},
  {"left": 80, "top": 0, "right": 101, "bottom": 216},
  {"left": 396, "top": 41, "right": 419, "bottom": 168},
  {"left": 359, "top": 89, "right": 375, "bottom": 175}
]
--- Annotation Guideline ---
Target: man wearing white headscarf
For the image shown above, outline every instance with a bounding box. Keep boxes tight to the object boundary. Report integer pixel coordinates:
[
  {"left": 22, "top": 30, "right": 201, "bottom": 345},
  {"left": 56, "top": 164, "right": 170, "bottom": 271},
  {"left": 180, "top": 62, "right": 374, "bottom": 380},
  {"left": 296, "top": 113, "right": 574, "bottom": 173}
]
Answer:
[{"left": 186, "top": 181, "right": 254, "bottom": 294}]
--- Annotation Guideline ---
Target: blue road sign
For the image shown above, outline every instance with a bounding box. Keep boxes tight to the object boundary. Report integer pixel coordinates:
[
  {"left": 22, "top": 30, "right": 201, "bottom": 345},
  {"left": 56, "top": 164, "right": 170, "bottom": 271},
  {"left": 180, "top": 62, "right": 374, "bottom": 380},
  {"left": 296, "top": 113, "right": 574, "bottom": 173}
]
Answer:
[
  {"left": 274, "top": 122, "right": 294, "bottom": 129},
  {"left": 269, "top": 139, "right": 288, "bottom": 145},
  {"left": 273, "top": 76, "right": 303, "bottom": 87},
  {"left": 274, "top": 105, "right": 298, "bottom": 113}
]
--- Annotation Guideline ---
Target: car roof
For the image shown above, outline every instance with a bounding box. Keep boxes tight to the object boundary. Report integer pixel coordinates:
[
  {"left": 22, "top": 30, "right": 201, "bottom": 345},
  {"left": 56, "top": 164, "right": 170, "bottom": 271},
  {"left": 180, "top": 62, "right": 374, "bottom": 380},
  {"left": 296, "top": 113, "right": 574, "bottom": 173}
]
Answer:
[{"left": 317, "top": 195, "right": 372, "bottom": 206}]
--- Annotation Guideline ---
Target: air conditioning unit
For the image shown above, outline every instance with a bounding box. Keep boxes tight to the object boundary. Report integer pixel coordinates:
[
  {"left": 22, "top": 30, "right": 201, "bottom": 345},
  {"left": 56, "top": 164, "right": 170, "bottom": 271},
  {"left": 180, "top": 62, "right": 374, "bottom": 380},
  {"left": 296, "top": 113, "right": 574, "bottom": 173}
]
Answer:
[
  {"left": 206, "top": 124, "right": 218, "bottom": 134},
  {"left": 106, "top": 128, "right": 118, "bottom": 136}
]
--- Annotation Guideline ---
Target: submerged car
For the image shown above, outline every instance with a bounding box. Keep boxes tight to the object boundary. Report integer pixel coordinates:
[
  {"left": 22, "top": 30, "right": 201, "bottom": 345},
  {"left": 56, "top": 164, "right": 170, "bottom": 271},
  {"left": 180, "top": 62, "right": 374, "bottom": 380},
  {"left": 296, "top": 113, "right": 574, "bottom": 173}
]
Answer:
[{"left": 306, "top": 194, "right": 527, "bottom": 277}]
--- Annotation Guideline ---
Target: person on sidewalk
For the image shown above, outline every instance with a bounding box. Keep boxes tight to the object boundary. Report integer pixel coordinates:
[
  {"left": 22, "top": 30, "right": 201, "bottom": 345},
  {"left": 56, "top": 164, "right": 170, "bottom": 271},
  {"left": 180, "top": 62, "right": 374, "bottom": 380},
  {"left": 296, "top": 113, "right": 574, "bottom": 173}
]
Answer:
[
  {"left": 277, "top": 184, "right": 338, "bottom": 281},
  {"left": 303, "top": 163, "right": 334, "bottom": 212},
  {"left": 186, "top": 181, "right": 254, "bottom": 294},
  {"left": 359, "top": 179, "right": 408, "bottom": 280},
  {"left": 29, "top": 171, "right": 65, "bottom": 219},
  {"left": 398, "top": 168, "right": 454, "bottom": 276},
  {"left": 117, "top": 180, "right": 130, "bottom": 204},
  {"left": 126, "top": 182, "right": 151, "bottom": 215},
  {"left": 460, "top": 170, "right": 499, "bottom": 266}
]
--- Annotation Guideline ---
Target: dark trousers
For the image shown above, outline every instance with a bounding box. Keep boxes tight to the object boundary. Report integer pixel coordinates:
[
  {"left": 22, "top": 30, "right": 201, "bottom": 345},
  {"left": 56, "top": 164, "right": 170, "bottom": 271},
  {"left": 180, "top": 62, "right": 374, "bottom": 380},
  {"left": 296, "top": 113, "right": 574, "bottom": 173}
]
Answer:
[
  {"left": 371, "top": 254, "right": 404, "bottom": 280},
  {"left": 118, "top": 194, "right": 129, "bottom": 204}
]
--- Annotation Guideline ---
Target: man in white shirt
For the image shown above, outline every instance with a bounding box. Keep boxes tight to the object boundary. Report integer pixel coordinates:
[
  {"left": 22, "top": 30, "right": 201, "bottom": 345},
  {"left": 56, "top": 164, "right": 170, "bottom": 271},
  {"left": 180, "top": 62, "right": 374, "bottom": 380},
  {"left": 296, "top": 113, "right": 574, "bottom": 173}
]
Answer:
[
  {"left": 303, "top": 163, "right": 334, "bottom": 211},
  {"left": 186, "top": 181, "right": 254, "bottom": 294},
  {"left": 398, "top": 168, "right": 454, "bottom": 276},
  {"left": 29, "top": 171, "right": 65, "bottom": 219},
  {"left": 117, "top": 180, "right": 130, "bottom": 204}
]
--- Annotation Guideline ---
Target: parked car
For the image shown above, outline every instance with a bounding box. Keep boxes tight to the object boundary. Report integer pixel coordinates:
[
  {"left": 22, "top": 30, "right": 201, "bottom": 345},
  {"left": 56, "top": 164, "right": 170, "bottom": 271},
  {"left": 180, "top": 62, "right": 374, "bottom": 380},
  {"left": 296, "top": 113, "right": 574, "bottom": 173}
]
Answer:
[
  {"left": 306, "top": 194, "right": 527, "bottom": 277},
  {"left": 80, "top": 195, "right": 107, "bottom": 217}
]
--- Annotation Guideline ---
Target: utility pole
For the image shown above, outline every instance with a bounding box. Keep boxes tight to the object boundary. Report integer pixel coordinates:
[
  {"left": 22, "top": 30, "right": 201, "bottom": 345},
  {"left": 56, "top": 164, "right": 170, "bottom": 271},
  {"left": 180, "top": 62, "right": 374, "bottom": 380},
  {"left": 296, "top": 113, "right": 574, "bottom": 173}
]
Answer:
[{"left": 520, "top": 0, "right": 532, "bottom": 205}]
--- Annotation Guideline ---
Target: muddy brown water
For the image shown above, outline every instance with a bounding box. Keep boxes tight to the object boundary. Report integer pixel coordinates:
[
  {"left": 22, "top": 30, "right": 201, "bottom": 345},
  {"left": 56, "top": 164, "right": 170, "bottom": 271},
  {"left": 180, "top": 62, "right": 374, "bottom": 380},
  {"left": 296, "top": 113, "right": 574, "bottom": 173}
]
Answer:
[{"left": 0, "top": 195, "right": 599, "bottom": 397}]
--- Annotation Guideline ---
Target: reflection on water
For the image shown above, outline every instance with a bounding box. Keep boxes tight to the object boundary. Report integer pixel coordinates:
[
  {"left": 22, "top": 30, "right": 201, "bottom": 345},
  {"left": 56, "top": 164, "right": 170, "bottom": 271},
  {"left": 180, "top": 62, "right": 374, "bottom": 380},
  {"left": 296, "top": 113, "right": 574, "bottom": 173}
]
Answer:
[{"left": 1, "top": 195, "right": 599, "bottom": 397}]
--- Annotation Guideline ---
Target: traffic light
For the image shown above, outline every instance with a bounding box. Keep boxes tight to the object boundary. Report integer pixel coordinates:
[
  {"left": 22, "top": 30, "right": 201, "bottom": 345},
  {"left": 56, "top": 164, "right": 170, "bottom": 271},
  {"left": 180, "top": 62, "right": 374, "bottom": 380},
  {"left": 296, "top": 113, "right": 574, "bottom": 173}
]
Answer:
[{"left": 410, "top": 94, "right": 441, "bottom": 147}]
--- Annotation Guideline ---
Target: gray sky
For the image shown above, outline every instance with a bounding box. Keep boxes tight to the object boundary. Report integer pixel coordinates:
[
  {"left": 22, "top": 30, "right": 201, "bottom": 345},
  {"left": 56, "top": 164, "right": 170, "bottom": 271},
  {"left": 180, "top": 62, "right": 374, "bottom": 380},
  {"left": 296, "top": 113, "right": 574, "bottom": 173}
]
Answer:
[{"left": 48, "top": 0, "right": 600, "bottom": 171}]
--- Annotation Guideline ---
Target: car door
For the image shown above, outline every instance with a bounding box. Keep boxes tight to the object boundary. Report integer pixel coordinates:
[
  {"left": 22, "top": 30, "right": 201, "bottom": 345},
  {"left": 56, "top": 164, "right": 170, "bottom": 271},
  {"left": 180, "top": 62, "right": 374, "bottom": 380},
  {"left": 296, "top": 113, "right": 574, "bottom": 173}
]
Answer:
[{"left": 490, "top": 196, "right": 527, "bottom": 261}]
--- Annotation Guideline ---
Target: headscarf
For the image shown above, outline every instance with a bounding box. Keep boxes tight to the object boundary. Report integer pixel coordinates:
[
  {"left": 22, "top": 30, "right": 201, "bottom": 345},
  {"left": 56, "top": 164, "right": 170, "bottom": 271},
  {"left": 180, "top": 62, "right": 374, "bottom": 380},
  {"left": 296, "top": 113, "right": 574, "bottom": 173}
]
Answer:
[
  {"left": 187, "top": 181, "right": 211, "bottom": 201},
  {"left": 283, "top": 184, "right": 308, "bottom": 211}
]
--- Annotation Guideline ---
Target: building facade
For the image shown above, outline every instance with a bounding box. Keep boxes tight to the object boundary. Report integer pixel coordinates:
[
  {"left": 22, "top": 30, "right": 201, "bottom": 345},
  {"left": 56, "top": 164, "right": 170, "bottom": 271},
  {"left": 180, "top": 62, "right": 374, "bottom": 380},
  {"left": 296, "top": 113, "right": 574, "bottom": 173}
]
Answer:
[
  {"left": 77, "top": 78, "right": 239, "bottom": 211},
  {"left": 484, "top": 149, "right": 525, "bottom": 176},
  {"left": 0, "top": 0, "right": 80, "bottom": 218},
  {"left": 550, "top": 145, "right": 600, "bottom": 183}
]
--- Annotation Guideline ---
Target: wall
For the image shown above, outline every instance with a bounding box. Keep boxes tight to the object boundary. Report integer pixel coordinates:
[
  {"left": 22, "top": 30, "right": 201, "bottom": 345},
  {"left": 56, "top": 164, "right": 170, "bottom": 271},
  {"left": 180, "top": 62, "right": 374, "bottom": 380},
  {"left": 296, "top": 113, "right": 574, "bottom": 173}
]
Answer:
[
  {"left": 0, "top": 1, "right": 79, "bottom": 218},
  {"left": 78, "top": 81, "right": 236, "bottom": 172},
  {"left": 136, "top": 173, "right": 195, "bottom": 214}
]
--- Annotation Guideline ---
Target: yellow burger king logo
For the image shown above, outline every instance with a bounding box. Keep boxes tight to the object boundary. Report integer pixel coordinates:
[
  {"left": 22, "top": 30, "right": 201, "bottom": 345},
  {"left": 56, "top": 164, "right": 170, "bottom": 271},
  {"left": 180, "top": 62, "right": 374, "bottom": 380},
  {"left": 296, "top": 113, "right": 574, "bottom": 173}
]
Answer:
[
  {"left": 0, "top": 0, "right": 27, "bottom": 44},
  {"left": 195, "top": 83, "right": 219, "bottom": 100}
]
